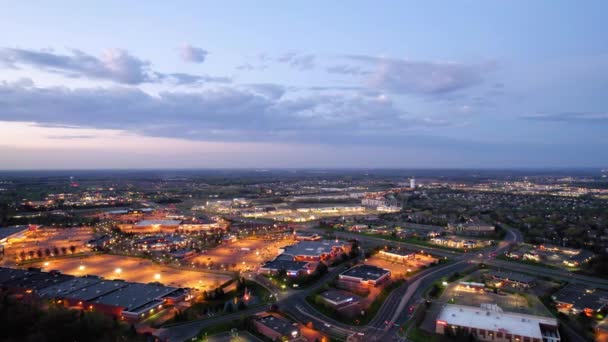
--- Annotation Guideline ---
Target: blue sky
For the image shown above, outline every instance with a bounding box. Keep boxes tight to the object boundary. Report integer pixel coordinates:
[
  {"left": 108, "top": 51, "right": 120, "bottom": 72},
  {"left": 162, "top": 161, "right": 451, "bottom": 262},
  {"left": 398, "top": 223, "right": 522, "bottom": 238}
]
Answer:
[{"left": 0, "top": 1, "right": 607, "bottom": 169}]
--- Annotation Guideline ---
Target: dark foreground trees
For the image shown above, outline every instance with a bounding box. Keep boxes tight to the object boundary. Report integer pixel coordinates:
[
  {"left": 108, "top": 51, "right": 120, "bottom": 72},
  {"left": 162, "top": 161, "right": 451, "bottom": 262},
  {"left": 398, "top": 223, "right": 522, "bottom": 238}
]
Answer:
[{"left": 0, "top": 293, "right": 144, "bottom": 342}]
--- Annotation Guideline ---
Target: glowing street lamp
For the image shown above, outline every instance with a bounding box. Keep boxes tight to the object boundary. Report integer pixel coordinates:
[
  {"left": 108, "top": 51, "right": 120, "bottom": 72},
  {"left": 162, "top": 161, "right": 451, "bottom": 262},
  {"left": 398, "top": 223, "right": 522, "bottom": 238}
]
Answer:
[
  {"left": 115, "top": 268, "right": 122, "bottom": 274},
  {"left": 79, "top": 265, "right": 86, "bottom": 271},
  {"left": 154, "top": 273, "right": 161, "bottom": 280}
]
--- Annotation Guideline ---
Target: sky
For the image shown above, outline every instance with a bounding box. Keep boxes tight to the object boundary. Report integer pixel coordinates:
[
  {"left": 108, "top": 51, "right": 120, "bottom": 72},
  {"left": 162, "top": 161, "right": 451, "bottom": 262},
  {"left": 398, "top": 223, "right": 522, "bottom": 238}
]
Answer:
[{"left": 0, "top": 1, "right": 607, "bottom": 169}]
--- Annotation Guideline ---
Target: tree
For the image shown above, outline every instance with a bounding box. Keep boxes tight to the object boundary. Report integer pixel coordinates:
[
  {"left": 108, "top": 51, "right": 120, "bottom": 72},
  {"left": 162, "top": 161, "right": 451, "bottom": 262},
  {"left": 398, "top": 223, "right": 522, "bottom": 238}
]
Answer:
[
  {"left": 36, "top": 249, "right": 43, "bottom": 259},
  {"left": 44, "top": 248, "right": 51, "bottom": 257},
  {"left": 52, "top": 247, "right": 59, "bottom": 256},
  {"left": 60, "top": 247, "right": 67, "bottom": 255},
  {"left": 69, "top": 245, "right": 76, "bottom": 254}
]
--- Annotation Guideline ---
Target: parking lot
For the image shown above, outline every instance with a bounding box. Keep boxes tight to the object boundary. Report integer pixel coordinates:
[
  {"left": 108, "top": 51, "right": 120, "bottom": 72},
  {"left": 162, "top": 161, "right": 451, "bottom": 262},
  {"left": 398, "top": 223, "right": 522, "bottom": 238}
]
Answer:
[
  {"left": 2, "top": 227, "right": 94, "bottom": 264},
  {"left": 29, "top": 254, "right": 232, "bottom": 291},
  {"left": 442, "top": 281, "right": 552, "bottom": 316},
  {"left": 190, "top": 237, "right": 295, "bottom": 271},
  {"left": 364, "top": 253, "right": 439, "bottom": 278}
]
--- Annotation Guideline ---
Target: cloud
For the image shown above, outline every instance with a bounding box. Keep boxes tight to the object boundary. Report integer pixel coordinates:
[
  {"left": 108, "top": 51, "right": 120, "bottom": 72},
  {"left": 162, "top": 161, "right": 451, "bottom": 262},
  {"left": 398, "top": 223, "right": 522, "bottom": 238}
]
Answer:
[
  {"left": 162, "top": 73, "right": 231, "bottom": 85},
  {"left": 179, "top": 44, "right": 208, "bottom": 63},
  {"left": 245, "top": 83, "right": 286, "bottom": 100},
  {"left": 0, "top": 81, "right": 457, "bottom": 145},
  {"left": 236, "top": 53, "right": 271, "bottom": 71},
  {"left": 326, "top": 64, "right": 370, "bottom": 76},
  {"left": 521, "top": 112, "right": 608, "bottom": 122},
  {"left": 0, "top": 47, "right": 229, "bottom": 85},
  {"left": 343, "top": 55, "right": 494, "bottom": 95},
  {"left": 277, "top": 52, "right": 315, "bottom": 70}
]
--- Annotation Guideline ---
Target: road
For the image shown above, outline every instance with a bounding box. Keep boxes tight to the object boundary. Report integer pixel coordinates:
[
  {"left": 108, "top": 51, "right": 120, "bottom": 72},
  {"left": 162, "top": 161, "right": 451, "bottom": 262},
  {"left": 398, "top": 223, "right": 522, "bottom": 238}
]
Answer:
[{"left": 161, "top": 224, "right": 608, "bottom": 341}]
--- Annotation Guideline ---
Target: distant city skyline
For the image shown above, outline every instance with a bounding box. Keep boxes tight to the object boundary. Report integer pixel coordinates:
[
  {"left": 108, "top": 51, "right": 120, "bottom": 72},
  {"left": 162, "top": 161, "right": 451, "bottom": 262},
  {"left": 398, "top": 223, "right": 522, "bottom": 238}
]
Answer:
[{"left": 1, "top": 1, "right": 607, "bottom": 169}]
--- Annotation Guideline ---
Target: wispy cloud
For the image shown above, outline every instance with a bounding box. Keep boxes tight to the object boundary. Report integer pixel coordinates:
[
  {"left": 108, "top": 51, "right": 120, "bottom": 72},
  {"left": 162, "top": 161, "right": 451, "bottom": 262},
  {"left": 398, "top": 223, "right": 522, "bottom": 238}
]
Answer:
[
  {"left": 521, "top": 112, "right": 608, "bottom": 122},
  {"left": 0, "top": 47, "right": 229, "bottom": 85},
  {"left": 341, "top": 55, "right": 495, "bottom": 95}
]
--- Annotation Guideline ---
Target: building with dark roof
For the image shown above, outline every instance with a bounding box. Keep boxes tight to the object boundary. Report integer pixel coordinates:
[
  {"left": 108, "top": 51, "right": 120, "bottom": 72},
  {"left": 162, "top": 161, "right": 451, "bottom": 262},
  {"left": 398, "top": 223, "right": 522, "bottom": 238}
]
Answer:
[
  {"left": 0, "top": 267, "right": 189, "bottom": 322},
  {"left": 259, "top": 259, "right": 314, "bottom": 277},
  {"left": 378, "top": 248, "right": 416, "bottom": 262},
  {"left": 91, "top": 282, "right": 183, "bottom": 321},
  {"left": 337, "top": 265, "right": 390, "bottom": 290},
  {"left": 253, "top": 314, "right": 300, "bottom": 341},
  {"left": 319, "top": 289, "right": 362, "bottom": 309},
  {"left": 552, "top": 284, "right": 608, "bottom": 315},
  {"left": 487, "top": 271, "right": 536, "bottom": 288},
  {"left": 38, "top": 275, "right": 104, "bottom": 299},
  {"left": 280, "top": 239, "right": 350, "bottom": 262},
  {"left": 0, "top": 268, "right": 73, "bottom": 294}
]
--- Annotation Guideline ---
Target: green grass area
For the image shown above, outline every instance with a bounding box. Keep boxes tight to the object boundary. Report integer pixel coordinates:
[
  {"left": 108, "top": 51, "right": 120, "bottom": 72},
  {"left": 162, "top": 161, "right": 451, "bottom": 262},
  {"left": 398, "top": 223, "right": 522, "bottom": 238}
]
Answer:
[
  {"left": 167, "top": 280, "right": 269, "bottom": 325},
  {"left": 196, "top": 316, "right": 248, "bottom": 340},
  {"left": 305, "top": 278, "right": 406, "bottom": 326},
  {"left": 407, "top": 326, "right": 439, "bottom": 342}
]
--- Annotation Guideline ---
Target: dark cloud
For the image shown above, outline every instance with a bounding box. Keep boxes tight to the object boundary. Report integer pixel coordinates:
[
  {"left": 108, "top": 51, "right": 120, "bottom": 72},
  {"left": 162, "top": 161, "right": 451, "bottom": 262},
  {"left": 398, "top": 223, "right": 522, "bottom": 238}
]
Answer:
[
  {"left": 0, "top": 47, "right": 229, "bottom": 85},
  {"left": 277, "top": 52, "right": 315, "bottom": 70},
  {"left": 179, "top": 44, "right": 208, "bottom": 63},
  {"left": 342, "top": 55, "right": 494, "bottom": 95},
  {"left": 0, "top": 81, "right": 456, "bottom": 144},
  {"left": 521, "top": 112, "right": 608, "bottom": 122}
]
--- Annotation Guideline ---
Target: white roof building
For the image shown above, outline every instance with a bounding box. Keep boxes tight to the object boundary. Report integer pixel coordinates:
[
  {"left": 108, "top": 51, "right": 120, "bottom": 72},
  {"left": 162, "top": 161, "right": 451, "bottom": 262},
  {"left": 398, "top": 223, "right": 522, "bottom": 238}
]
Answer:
[{"left": 436, "top": 304, "right": 560, "bottom": 342}]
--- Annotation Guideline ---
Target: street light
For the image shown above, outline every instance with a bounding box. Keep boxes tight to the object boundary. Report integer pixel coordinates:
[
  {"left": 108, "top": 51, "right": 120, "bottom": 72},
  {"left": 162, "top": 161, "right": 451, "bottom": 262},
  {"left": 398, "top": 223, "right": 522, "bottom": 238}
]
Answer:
[
  {"left": 79, "top": 265, "right": 86, "bottom": 271},
  {"left": 115, "top": 268, "right": 122, "bottom": 274},
  {"left": 154, "top": 273, "right": 161, "bottom": 280}
]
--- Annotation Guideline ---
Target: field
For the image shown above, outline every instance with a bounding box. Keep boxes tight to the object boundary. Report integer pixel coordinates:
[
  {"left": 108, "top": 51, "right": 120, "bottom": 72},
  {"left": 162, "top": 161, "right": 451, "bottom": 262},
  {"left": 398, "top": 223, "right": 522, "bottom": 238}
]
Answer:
[
  {"left": 190, "top": 237, "right": 296, "bottom": 271},
  {"left": 28, "top": 254, "right": 232, "bottom": 291}
]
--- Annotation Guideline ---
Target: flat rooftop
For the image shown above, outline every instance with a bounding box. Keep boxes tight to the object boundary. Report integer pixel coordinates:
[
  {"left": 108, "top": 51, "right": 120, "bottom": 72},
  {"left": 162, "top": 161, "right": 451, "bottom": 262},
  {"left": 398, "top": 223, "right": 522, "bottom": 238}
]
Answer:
[
  {"left": 490, "top": 271, "right": 536, "bottom": 283},
  {"left": 63, "top": 279, "right": 130, "bottom": 301},
  {"left": 255, "top": 314, "right": 298, "bottom": 337},
  {"left": 552, "top": 284, "right": 608, "bottom": 310},
  {"left": 92, "top": 282, "right": 180, "bottom": 311},
  {"left": 282, "top": 240, "right": 347, "bottom": 257},
  {"left": 1, "top": 269, "right": 73, "bottom": 291},
  {"left": 261, "top": 259, "right": 310, "bottom": 271},
  {"left": 320, "top": 289, "right": 361, "bottom": 304},
  {"left": 38, "top": 275, "right": 103, "bottom": 298},
  {"left": 0, "top": 267, "right": 30, "bottom": 284},
  {"left": 340, "top": 265, "right": 390, "bottom": 281},
  {"left": 437, "top": 304, "right": 557, "bottom": 339}
]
